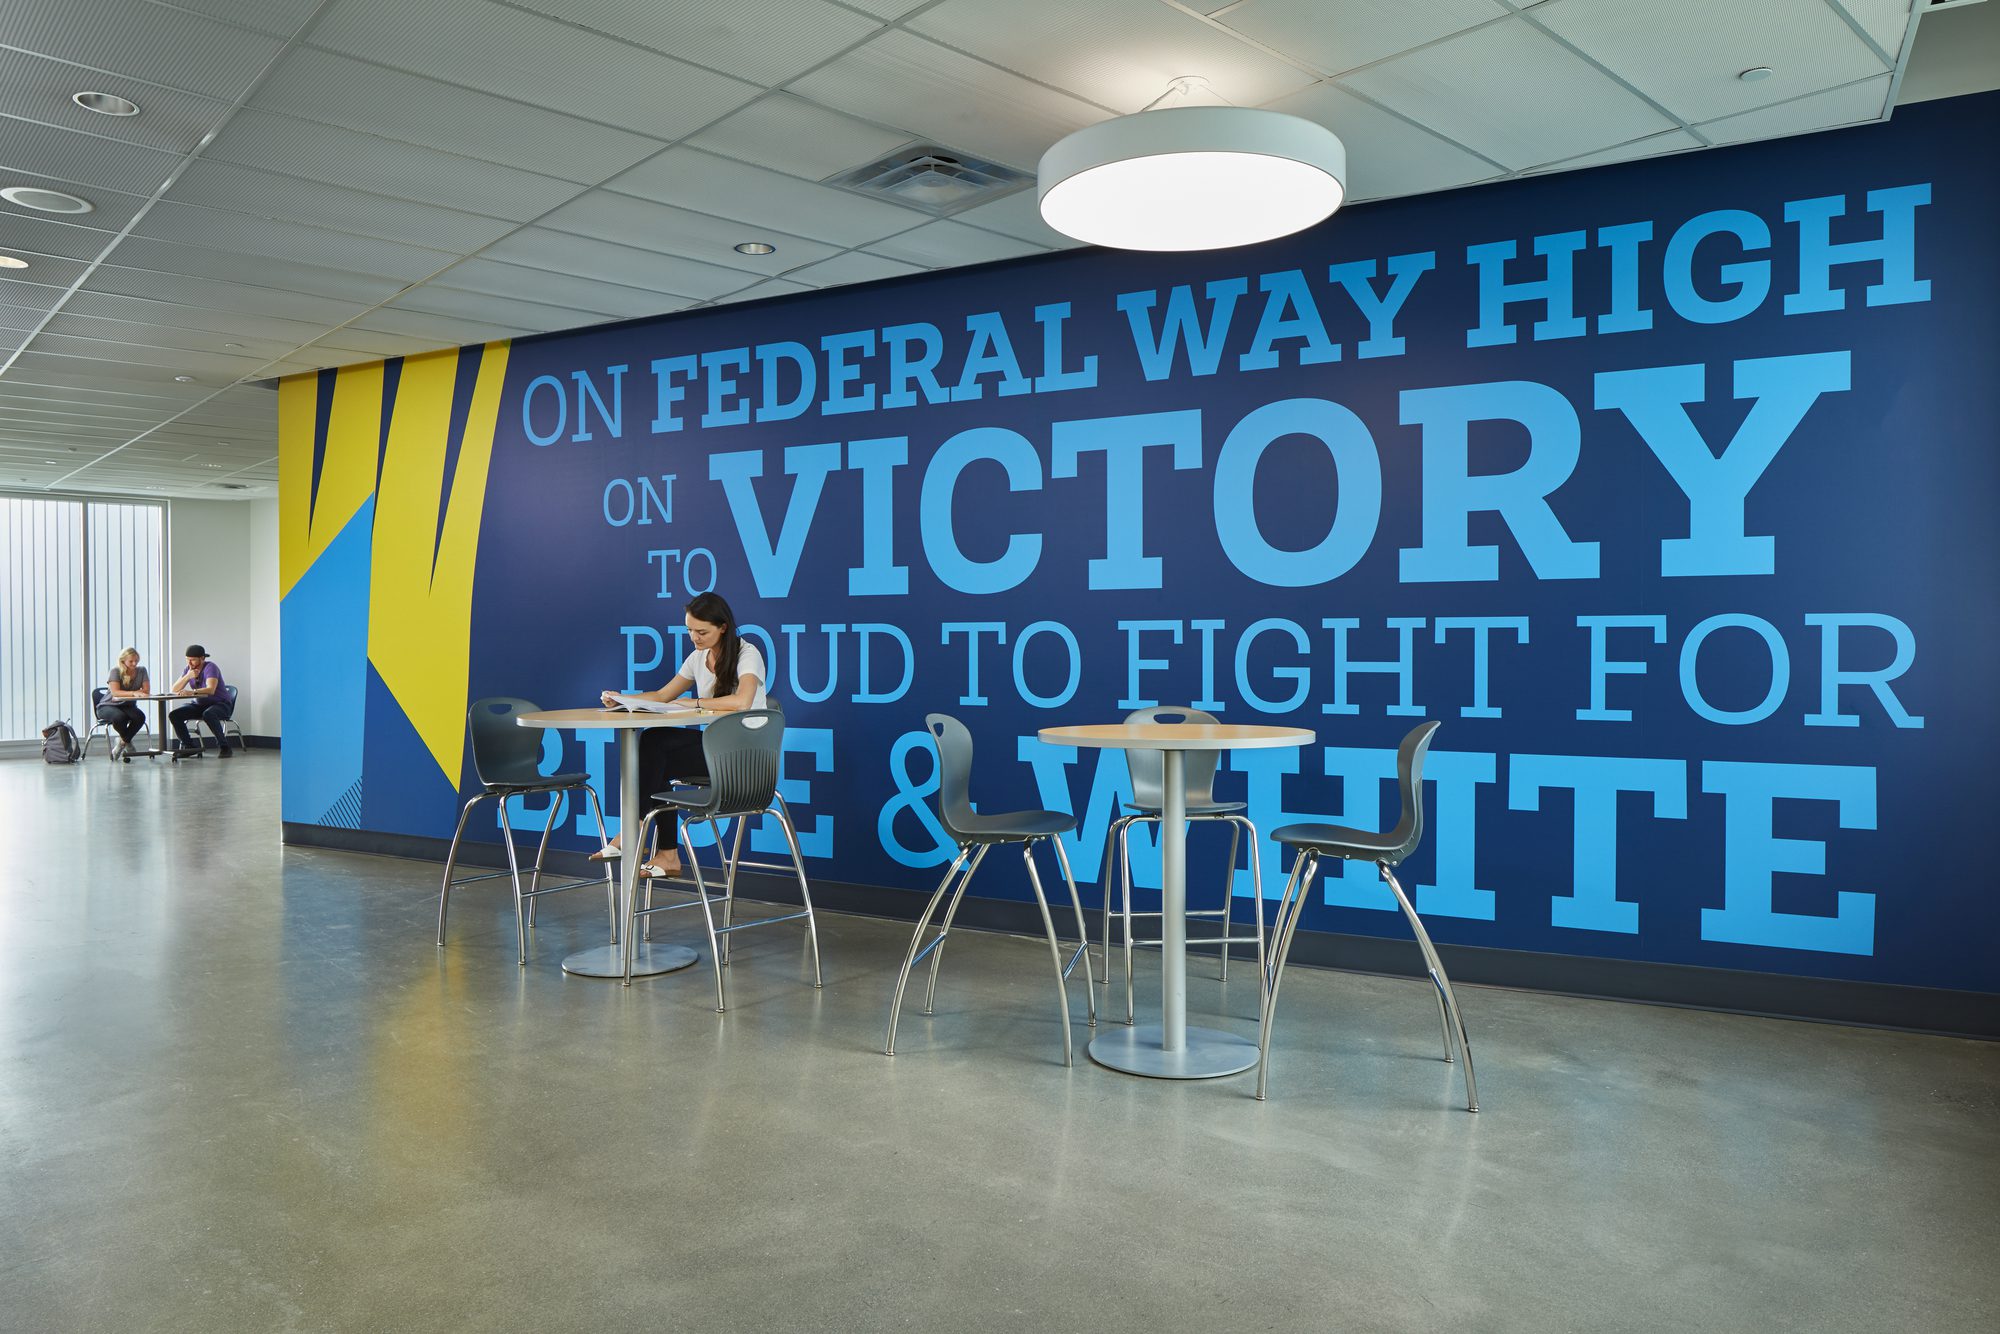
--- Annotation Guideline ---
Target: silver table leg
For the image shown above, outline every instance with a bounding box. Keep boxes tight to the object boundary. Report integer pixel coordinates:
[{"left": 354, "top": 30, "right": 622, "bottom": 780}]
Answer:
[
  {"left": 563, "top": 726, "right": 697, "bottom": 979},
  {"left": 1090, "top": 748, "right": 1256, "bottom": 1079}
]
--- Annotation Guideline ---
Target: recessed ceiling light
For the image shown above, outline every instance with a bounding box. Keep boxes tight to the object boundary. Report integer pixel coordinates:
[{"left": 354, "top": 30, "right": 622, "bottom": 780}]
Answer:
[
  {"left": 734, "top": 241, "right": 777, "bottom": 256},
  {"left": 1738, "top": 66, "right": 1775, "bottom": 82},
  {"left": 1, "top": 185, "right": 94, "bottom": 214},
  {"left": 0, "top": 254, "right": 28, "bottom": 270},
  {"left": 73, "top": 91, "right": 141, "bottom": 117},
  {"left": 224, "top": 343, "right": 243, "bottom": 349},
  {"left": 174, "top": 375, "right": 196, "bottom": 383}
]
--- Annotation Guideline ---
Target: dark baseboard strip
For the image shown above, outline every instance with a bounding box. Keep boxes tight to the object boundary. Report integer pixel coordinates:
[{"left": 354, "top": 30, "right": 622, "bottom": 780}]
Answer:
[{"left": 281, "top": 822, "right": 2000, "bottom": 1040}]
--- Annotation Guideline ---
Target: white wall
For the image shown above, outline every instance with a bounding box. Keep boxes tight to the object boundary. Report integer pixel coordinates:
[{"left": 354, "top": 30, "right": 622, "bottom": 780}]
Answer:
[{"left": 169, "top": 498, "right": 281, "bottom": 738}]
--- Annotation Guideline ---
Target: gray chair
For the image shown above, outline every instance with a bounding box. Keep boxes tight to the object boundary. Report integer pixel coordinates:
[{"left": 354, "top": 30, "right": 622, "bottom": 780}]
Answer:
[
  {"left": 1258, "top": 720, "right": 1477, "bottom": 1110},
  {"left": 1099, "top": 705, "right": 1266, "bottom": 1025},
  {"left": 436, "top": 697, "right": 617, "bottom": 965},
  {"left": 625, "top": 708, "right": 822, "bottom": 1007},
  {"left": 81, "top": 686, "right": 120, "bottom": 761},
  {"left": 884, "top": 714, "right": 1096, "bottom": 1066},
  {"left": 219, "top": 684, "right": 247, "bottom": 749}
]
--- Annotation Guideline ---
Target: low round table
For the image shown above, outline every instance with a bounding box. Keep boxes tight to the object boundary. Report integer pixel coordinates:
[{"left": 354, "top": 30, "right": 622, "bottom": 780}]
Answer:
[
  {"left": 517, "top": 707, "right": 715, "bottom": 979},
  {"left": 1038, "top": 722, "right": 1313, "bottom": 1079}
]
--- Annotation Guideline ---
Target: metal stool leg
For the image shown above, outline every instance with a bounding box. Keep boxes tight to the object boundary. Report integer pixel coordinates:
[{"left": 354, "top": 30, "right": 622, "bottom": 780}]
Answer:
[
  {"left": 1098, "top": 815, "right": 1132, "bottom": 980},
  {"left": 1218, "top": 817, "right": 1241, "bottom": 982},
  {"left": 721, "top": 815, "right": 748, "bottom": 965},
  {"left": 1379, "top": 864, "right": 1478, "bottom": 1112},
  {"left": 1121, "top": 818, "right": 1143, "bottom": 1025},
  {"left": 1256, "top": 850, "right": 1319, "bottom": 1101},
  {"left": 526, "top": 792, "right": 561, "bottom": 927},
  {"left": 498, "top": 801, "right": 529, "bottom": 966},
  {"left": 1021, "top": 840, "right": 1075, "bottom": 1068},
  {"left": 581, "top": 784, "right": 617, "bottom": 941},
  {"left": 1228, "top": 816, "right": 1268, "bottom": 1010},
  {"left": 689, "top": 821, "right": 726, "bottom": 1012},
  {"left": 772, "top": 805, "right": 823, "bottom": 988},
  {"left": 436, "top": 792, "right": 488, "bottom": 946},
  {"left": 924, "top": 844, "right": 987, "bottom": 1013},
  {"left": 885, "top": 845, "right": 975, "bottom": 1055},
  {"left": 622, "top": 810, "right": 662, "bottom": 985},
  {"left": 1047, "top": 834, "right": 1096, "bottom": 1027}
]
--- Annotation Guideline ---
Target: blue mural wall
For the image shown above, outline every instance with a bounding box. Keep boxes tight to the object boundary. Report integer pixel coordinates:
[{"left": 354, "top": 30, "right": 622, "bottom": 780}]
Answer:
[{"left": 284, "top": 93, "right": 2000, "bottom": 1001}]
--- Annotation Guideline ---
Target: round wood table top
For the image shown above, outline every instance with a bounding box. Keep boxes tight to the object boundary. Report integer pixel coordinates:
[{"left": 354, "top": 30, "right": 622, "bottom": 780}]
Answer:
[
  {"left": 1037, "top": 722, "right": 1313, "bottom": 751},
  {"left": 515, "top": 706, "right": 715, "bottom": 729}
]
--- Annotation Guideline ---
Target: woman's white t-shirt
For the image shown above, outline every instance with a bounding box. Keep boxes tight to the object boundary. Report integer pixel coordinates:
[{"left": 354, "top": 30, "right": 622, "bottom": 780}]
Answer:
[{"left": 681, "top": 642, "right": 769, "bottom": 709}]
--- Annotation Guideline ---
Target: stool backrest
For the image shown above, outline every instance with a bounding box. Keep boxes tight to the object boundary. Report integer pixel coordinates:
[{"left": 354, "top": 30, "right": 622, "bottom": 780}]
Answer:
[
  {"left": 1384, "top": 721, "right": 1443, "bottom": 865},
  {"left": 1121, "top": 705, "right": 1222, "bottom": 807},
  {"left": 699, "top": 709, "right": 784, "bottom": 817},
  {"left": 925, "top": 713, "right": 978, "bottom": 840},
  {"left": 466, "top": 697, "right": 547, "bottom": 788}
]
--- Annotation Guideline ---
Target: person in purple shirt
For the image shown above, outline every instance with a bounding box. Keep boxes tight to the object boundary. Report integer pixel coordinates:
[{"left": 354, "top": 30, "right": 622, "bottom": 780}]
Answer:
[{"left": 168, "top": 644, "right": 235, "bottom": 760}]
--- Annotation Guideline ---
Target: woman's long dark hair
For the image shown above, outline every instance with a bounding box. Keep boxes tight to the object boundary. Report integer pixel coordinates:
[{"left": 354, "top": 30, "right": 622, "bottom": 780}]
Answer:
[{"left": 686, "top": 592, "right": 741, "bottom": 698}]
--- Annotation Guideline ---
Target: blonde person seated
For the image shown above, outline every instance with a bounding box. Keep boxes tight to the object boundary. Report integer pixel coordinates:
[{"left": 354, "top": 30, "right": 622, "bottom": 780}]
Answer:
[
  {"left": 595, "top": 592, "right": 768, "bottom": 878},
  {"left": 100, "top": 647, "right": 151, "bottom": 762}
]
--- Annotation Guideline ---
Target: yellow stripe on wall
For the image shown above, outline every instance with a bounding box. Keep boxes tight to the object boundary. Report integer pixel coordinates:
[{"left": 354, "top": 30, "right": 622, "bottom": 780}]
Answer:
[
  {"left": 278, "top": 363, "right": 385, "bottom": 599},
  {"left": 367, "top": 341, "right": 511, "bottom": 785}
]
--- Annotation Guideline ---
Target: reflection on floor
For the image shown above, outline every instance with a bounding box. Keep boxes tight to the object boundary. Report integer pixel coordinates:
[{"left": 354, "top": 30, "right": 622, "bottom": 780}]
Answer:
[{"left": 3, "top": 752, "right": 1995, "bottom": 1331}]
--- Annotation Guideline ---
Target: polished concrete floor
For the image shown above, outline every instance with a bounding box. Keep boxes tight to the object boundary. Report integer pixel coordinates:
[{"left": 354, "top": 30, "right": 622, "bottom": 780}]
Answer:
[{"left": 3, "top": 751, "right": 1996, "bottom": 1332}]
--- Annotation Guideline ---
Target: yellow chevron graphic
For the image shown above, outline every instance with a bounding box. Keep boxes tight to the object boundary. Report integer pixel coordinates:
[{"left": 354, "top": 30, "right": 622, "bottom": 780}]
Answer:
[
  {"left": 366, "top": 342, "right": 512, "bottom": 785},
  {"left": 278, "top": 364, "right": 385, "bottom": 599}
]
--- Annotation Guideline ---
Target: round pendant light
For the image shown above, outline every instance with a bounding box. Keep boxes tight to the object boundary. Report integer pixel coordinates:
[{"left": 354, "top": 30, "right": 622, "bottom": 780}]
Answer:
[{"left": 1039, "top": 104, "right": 1346, "bottom": 252}]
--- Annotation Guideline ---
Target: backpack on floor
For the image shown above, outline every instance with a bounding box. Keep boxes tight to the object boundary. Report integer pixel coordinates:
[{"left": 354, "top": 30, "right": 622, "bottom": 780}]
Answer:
[{"left": 41, "top": 720, "right": 80, "bottom": 765}]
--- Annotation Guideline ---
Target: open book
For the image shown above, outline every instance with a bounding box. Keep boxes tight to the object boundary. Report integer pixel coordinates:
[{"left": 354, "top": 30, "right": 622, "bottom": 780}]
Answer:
[{"left": 604, "top": 694, "right": 700, "bottom": 714}]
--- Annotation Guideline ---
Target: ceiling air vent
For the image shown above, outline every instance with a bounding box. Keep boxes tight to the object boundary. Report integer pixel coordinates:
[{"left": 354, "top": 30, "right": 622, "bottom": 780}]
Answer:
[
  {"left": 824, "top": 144, "right": 1031, "bottom": 216},
  {"left": 210, "top": 482, "right": 250, "bottom": 490}
]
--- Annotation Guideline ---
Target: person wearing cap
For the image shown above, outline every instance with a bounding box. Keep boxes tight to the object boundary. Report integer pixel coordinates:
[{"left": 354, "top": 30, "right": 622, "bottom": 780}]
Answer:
[{"left": 168, "top": 644, "right": 234, "bottom": 760}]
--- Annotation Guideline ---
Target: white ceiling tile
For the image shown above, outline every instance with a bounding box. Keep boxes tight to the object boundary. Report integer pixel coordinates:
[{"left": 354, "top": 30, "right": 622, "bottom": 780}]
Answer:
[
  {"left": 0, "top": 47, "right": 232, "bottom": 154},
  {"left": 508, "top": 0, "right": 883, "bottom": 84},
  {"left": 426, "top": 258, "right": 688, "bottom": 318},
  {"left": 1540, "top": 128, "right": 1704, "bottom": 172},
  {"left": 840, "top": 0, "right": 930, "bottom": 16},
  {"left": 1697, "top": 75, "right": 1892, "bottom": 145},
  {"left": 163, "top": 0, "right": 326, "bottom": 38},
  {"left": 947, "top": 190, "right": 1077, "bottom": 248},
  {"left": 789, "top": 29, "right": 1106, "bottom": 171},
  {"left": 27, "top": 333, "right": 269, "bottom": 378},
  {"left": 124, "top": 207, "right": 455, "bottom": 285},
  {"left": 81, "top": 268, "right": 373, "bottom": 325},
  {"left": 1220, "top": 0, "right": 1507, "bottom": 76},
  {"left": 479, "top": 226, "right": 762, "bottom": 301},
  {"left": 609, "top": 148, "right": 932, "bottom": 247},
  {"left": 0, "top": 276, "right": 69, "bottom": 313},
  {"left": 706, "top": 277, "right": 819, "bottom": 306},
  {"left": 780, "top": 250, "right": 926, "bottom": 288},
  {"left": 164, "top": 161, "right": 520, "bottom": 253},
  {"left": 1836, "top": 0, "right": 1916, "bottom": 59},
  {"left": 0, "top": 167, "right": 150, "bottom": 233},
  {"left": 0, "top": 214, "right": 119, "bottom": 265},
  {"left": 687, "top": 93, "right": 916, "bottom": 181},
  {"left": 0, "top": 254, "right": 94, "bottom": 292},
  {"left": 0, "top": 305, "right": 44, "bottom": 331},
  {"left": 245, "top": 47, "right": 670, "bottom": 186},
  {"left": 392, "top": 284, "right": 615, "bottom": 331},
  {"left": 40, "top": 313, "right": 296, "bottom": 361},
  {"left": 311, "top": 329, "right": 460, "bottom": 359},
  {"left": 56, "top": 291, "right": 334, "bottom": 344},
  {"left": 909, "top": 0, "right": 1317, "bottom": 112},
  {"left": 1263, "top": 81, "right": 1501, "bottom": 201},
  {"left": 203, "top": 110, "right": 584, "bottom": 221},
  {"left": 0, "top": 115, "right": 183, "bottom": 198},
  {"left": 308, "top": 0, "right": 761, "bottom": 140},
  {"left": 1341, "top": 17, "right": 1676, "bottom": 170},
  {"left": 345, "top": 308, "right": 517, "bottom": 345},
  {"left": 0, "top": 0, "right": 286, "bottom": 99},
  {"left": 1533, "top": 0, "right": 1887, "bottom": 124},
  {"left": 866, "top": 219, "right": 1048, "bottom": 268},
  {"left": 541, "top": 189, "right": 843, "bottom": 272}
]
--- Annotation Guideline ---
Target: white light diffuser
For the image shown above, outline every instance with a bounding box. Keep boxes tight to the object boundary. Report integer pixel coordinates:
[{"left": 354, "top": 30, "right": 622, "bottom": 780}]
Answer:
[{"left": 1038, "top": 106, "right": 1346, "bottom": 252}]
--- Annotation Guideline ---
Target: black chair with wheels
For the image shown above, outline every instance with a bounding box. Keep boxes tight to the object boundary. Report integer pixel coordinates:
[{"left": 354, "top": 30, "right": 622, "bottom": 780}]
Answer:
[
  {"left": 436, "top": 697, "right": 617, "bottom": 965},
  {"left": 624, "top": 708, "right": 822, "bottom": 1007},
  {"left": 1099, "top": 705, "right": 1266, "bottom": 1025},
  {"left": 884, "top": 714, "right": 1096, "bottom": 1066},
  {"left": 1258, "top": 720, "right": 1478, "bottom": 1110}
]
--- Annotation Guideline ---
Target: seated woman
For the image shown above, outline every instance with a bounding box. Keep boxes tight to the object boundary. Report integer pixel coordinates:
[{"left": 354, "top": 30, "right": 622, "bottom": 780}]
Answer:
[
  {"left": 597, "top": 592, "right": 768, "bottom": 878},
  {"left": 99, "top": 647, "right": 150, "bottom": 762}
]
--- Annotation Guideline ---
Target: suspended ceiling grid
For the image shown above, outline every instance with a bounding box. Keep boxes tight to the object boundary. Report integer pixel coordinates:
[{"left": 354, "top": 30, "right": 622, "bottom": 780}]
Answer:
[{"left": 0, "top": 0, "right": 1959, "bottom": 499}]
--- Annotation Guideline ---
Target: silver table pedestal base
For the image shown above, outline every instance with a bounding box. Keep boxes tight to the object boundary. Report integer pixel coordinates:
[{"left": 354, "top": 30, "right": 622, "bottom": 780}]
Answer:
[
  {"left": 561, "top": 942, "right": 698, "bottom": 979},
  {"left": 1089, "top": 1023, "right": 1258, "bottom": 1079}
]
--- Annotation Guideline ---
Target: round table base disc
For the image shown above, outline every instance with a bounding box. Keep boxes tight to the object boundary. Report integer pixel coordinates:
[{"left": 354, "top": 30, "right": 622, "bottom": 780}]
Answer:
[
  {"left": 1088, "top": 1024, "right": 1258, "bottom": 1079},
  {"left": 562, "top": 942, "right": 699, "bottom": 979}
]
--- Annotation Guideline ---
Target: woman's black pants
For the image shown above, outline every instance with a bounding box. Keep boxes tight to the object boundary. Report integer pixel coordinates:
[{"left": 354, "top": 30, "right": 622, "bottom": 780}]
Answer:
[{"left": 637, "top": 726, "right": 709, "bottom": 850}]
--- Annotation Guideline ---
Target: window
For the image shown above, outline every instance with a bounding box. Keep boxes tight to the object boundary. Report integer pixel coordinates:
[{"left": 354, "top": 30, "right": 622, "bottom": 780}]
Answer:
[{"left": 0, "top": 495, "right": 165, "bottom": 742}]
